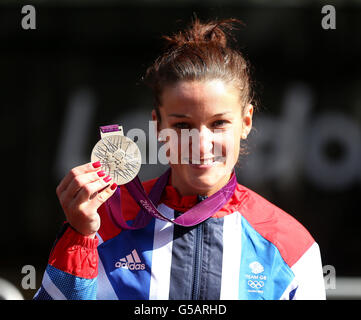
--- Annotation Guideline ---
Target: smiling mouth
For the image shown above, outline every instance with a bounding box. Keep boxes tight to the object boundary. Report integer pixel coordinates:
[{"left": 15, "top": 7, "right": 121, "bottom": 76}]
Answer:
[{"left": 182, "top": 156, "right": 226, "bottom": 165}]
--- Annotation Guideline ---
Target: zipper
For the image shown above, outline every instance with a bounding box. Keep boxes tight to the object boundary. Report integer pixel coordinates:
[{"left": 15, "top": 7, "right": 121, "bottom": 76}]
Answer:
[
  {"left": 191, "top": 222, "right": 203, "bottom": 300},
  {"left": 191, "top": 194, "right": 206, "bottom": 300}
]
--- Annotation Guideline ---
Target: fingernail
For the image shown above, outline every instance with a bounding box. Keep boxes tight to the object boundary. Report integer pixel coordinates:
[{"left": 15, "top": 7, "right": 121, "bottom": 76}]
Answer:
[
  {"left": 110, "top": 183, "right": 117, "bottom": 190},
  {"left": 97, "top": 170, "right": 106, "bottom": 177},
  {"left": 103, "top": 175, "right": 112, "bottom": 183},
  {"left": 92, "top": 161, "right": 101, "bottom": 168}
]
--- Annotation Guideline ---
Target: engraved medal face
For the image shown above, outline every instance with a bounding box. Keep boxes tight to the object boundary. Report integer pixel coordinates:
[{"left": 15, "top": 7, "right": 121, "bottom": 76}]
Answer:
[{"left": 91, "top": 134, "right": 141, "bottom": 185}]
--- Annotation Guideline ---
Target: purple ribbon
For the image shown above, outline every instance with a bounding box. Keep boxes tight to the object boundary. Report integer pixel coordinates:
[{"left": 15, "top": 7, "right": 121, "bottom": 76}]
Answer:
[
  {"left": 100, "top": 125, "right": 120, "bottom": 133},
  {"left": 102, "top": 125, "right": 237, "bottom": 230}
]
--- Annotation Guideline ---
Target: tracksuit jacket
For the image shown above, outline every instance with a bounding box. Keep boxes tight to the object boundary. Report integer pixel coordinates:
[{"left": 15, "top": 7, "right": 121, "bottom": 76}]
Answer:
[{"left": 34, "top": 175, "right": 326, "bottom": 300}]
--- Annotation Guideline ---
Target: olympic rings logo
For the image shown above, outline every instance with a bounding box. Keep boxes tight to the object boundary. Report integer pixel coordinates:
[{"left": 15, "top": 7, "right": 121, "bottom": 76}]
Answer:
[{"left": 247, "top": 280, "right": 264, "bottom": 289}]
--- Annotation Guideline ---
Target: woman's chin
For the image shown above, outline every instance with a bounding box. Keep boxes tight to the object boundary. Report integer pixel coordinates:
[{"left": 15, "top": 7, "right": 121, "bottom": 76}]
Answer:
[{"left": 172, "top": 163, "right": 230, "bottom": 196}]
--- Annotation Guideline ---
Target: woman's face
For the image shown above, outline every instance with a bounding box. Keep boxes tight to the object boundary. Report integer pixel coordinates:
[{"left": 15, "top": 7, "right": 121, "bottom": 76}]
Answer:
[{"left": 153, "top": 79, "right": 253, "bottom": 196}]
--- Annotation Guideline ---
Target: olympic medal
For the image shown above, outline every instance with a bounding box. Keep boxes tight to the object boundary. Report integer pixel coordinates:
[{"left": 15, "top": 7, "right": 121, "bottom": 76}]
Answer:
[{"left": 91, "top": 134, "right": 141, "bottom": 185}]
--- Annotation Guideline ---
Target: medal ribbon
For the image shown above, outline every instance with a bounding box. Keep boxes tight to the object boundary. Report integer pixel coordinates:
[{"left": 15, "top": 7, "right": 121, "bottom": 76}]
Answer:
[{"left": 101, "top": 125, "right": 237, "bottom": 229}]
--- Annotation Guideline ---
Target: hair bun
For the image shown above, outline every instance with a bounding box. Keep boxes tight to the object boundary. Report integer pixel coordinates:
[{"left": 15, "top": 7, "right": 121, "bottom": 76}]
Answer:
[
  {"left": 143, "top": 16, "right": 254, "bottom": 114},
  {"left": 162, "top": 17, "right": 244, "bottom": 50}
]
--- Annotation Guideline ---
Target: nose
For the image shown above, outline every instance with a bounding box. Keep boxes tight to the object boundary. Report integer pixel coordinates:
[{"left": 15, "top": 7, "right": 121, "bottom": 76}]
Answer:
[{"left": 193, "top": 126, "right": 214, "bottom": 159}]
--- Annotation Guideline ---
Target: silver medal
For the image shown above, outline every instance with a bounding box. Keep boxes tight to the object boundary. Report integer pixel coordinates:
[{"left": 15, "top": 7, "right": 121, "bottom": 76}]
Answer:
[{"left": 91, "top": 134, "right": 141, "bottom": 185}]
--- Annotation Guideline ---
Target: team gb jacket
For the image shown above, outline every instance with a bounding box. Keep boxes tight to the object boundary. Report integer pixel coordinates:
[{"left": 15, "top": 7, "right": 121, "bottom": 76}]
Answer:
[{"left": 34, "top": 175, "right": 326, "bottom": 300}]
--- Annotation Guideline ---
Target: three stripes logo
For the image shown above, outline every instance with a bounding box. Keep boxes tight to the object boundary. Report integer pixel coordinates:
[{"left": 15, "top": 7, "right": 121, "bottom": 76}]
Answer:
[{"left": 115, "top": 249, "right": 145, "bottom": 271}]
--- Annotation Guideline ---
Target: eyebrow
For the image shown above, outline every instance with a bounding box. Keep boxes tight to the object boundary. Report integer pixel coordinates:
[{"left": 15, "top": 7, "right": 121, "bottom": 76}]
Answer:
[
  {"left": 168, "top": 112, "right": 232, "bottom": 118},
  {"left": 168, "top": 113, "right": 192, "bottom": 118}
]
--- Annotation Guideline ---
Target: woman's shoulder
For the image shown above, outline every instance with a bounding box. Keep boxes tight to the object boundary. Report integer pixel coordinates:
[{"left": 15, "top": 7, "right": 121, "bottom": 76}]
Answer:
[{"left": 235, "top": 183, "right": 315, "bottom": 268}]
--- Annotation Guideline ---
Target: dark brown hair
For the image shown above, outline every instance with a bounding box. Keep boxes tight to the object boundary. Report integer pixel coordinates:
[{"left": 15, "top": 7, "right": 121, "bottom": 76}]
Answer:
[{"left": 143, "top": 17, "right": 255, "bottom": 121}]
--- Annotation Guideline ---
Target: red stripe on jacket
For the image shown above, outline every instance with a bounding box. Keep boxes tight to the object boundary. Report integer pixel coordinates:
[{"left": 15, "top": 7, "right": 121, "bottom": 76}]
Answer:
[
  {"left": 237, "top": 185, "right": 315, "bottom": 268},
  {"left": 48, "top": 225, "right": 99, "bottom": 279}
]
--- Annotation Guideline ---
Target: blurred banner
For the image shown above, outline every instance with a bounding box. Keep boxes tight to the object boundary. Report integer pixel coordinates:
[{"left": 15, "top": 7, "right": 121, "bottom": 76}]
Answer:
[{"left": 1, "top": 1, "right": 360, "bottom": 299}]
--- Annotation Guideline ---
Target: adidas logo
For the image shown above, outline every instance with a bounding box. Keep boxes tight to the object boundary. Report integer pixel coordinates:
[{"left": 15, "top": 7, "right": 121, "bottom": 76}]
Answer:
[{"left": 115, "top": 249, "right": 145, "bottom": 271}]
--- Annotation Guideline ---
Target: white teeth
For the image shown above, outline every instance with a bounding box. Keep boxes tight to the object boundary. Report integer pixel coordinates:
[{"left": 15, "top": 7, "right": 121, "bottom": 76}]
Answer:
[
  {"left": 203, "top": 159, "right": 213, "bottom": 165},
  {"left": 181, "top": 157, "right": 226, "bottom": 165},
  {"left": 214, "top": 156, "right": 226, "bottom": 163}
]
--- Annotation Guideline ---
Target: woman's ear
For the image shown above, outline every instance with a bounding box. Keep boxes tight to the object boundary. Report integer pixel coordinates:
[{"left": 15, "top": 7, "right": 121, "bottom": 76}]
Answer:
[
  {"left": 241, "top": 104, "right": 253, "bottom": 139},
  {"left": 151, "top": 109, "right": 158, "bottom": 122},
  {"left": 152, "top": 109, "right": 163, "bottom": 141}
]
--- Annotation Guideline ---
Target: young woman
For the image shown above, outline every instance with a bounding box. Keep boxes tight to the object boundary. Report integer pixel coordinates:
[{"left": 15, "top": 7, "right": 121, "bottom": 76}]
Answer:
[{"left": 34, "top": 18, "right": 326, "bottom": 300}]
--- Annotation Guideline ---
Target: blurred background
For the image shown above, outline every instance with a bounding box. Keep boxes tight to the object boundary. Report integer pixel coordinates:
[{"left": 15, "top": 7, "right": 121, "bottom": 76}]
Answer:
[{"left": 1, "top": 0, "right": 360, "bottom": 300}]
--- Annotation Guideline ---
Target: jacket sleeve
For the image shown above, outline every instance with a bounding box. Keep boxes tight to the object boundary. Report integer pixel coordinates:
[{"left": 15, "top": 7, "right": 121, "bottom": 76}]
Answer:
[
  {"left": 33, "top": 223, "right": 99, "bottom": 300},
  {"left": 291, "top": 242, "right": 326, "bottom": 300}
]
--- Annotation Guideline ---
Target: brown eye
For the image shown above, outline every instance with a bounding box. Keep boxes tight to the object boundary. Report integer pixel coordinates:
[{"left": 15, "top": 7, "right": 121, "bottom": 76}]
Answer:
[
  {"left": 212, "top": 120, "right": 229, "bottom": 128},
  {"left": 173, "top": 122, "right": 191, "bottom": 129}
]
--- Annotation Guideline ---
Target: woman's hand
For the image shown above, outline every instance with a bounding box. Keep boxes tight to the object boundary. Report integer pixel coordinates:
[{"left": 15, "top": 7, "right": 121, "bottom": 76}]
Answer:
[{"left": 56, "top": 161, "right": 117, "bottom": 238}]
